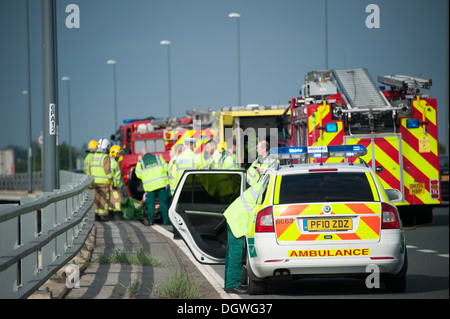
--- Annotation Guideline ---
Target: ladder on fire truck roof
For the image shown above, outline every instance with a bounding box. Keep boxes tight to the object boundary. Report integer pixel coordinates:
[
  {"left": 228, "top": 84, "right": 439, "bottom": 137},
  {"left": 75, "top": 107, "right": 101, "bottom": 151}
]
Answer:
[
  {"left": 377, "top": 74, "right": 432, "bottom": 94},
  {"left": 332, "top": 68, "right": 391, "bottom": 110}
]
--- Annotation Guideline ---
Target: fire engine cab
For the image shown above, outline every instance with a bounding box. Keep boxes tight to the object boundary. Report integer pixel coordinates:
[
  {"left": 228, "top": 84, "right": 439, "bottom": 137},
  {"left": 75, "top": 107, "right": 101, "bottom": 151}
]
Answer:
[
  {"left": 291, "top": 68, "right": 440, "bottom": 225},
  {"left": 112, "top": 109, "right": 216, "bottom": 199}
]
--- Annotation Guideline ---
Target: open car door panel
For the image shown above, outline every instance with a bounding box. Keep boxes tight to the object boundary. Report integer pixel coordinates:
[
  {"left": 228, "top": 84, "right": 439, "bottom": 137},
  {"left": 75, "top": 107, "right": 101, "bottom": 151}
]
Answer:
[{"left": 168, "top": 170, "right": 246, "bottom": 264}]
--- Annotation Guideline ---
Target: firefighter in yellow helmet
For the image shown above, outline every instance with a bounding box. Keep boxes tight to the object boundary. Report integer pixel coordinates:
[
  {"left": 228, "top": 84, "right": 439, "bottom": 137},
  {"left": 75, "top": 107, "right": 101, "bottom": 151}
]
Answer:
[
  {"left": 89, "top": 138, "right": 113, "bottom": 220},
  {"left": 109, "top": 145, "right": 124, "bottom": 218},
  {"left": 84, "top": 140, "right": 98, "bottom": 175}
]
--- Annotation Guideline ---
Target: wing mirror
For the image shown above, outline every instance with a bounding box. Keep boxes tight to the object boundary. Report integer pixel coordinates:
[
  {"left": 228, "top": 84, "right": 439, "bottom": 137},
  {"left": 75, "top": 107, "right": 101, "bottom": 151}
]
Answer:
[{"left": 385, "top": 189, "right": 402, "bottom": 202}]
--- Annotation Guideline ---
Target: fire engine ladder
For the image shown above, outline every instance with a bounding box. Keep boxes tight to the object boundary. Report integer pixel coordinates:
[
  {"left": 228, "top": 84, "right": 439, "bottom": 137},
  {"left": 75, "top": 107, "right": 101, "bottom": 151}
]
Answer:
[
  {"left": 377, "top": 74, "right": 432, "bottom": 94},
  {"left": 332, "top": 68, "right": 392, "bottom": 111}
]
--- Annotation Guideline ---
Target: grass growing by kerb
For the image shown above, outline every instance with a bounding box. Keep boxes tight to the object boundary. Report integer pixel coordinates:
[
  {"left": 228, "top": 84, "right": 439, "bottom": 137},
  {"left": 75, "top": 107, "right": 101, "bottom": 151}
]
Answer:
[
  {"left": 98, "top": 246, "right": 164, "bottom": 266},
  {"left": 157, "top": 270, "right": 205, "bottom": 299}
]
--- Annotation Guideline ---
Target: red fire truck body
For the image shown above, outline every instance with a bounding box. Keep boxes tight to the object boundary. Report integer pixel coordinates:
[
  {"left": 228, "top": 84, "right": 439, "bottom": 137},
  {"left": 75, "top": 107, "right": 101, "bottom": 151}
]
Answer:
[
  {"left": 113, "top": 115, "right": 216, "bottom": 199},
  {"left": 291, "top": 69, "right": 440, "bottom": 224}
]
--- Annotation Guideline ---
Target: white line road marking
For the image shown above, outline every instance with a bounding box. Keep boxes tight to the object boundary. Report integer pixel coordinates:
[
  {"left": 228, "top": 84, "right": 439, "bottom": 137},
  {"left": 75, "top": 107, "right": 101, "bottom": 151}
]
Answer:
[
  {"left": 417, "top": 249, "right": 439, "bottom": 254},
  {"left": 407, "top": 245, "right": 448, "bottom": 258}
]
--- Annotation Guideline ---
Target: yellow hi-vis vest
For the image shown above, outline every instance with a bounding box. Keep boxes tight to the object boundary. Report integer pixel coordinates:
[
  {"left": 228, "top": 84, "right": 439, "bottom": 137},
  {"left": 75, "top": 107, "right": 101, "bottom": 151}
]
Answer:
[
  {"left": 110, "top": 157, "right": 123, "bottom": 188},
  {"left": 89, "top": 153, "right": 112, "bottom": 184},
  {"left": 223, "top": 180, "right": 264, "bottom": 238},
  {"left": 168, "top": 157, "right": 178, "bottom": 195},
  {"left": 135, "top": 153, "right": 169, "bottom": 192},
  {"left": 174, "top": 149, "right": 204, "bottom": 188},
  {"left": 246, "top": 156, "right": 276, "bottom": 186},
  {"left": 217, "top": 150, "right": 238, "bottom": 170},
  {"left": 84, "top": 153, "right": 93, "bottom": 175}
]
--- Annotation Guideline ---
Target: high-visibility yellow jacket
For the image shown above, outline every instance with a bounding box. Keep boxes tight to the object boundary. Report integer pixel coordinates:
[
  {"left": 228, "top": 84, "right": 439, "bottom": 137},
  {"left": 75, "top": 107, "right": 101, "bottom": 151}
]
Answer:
[
  {"left": 224, "top": 180, "right": 264, "bottom": 238},
  {"left": 135, "top": 153, "right": 169, "bottom": 192},
  {"left": 203, "top": 150, "right": 222, "bottom": 170},
  {"left": 168, "top": 157, "right": 178, "bottom": 195},
  {"left": 174, "top": 149, "right": 204, "bottom": 188},
  {"left": 83, "top": 153, "right": 93, "bottom": 175},
  {"left": 110, "top": 157, "right": 123, "bottom": 188},
  {"left": 246, "top": 156, "right": 276, "bottom": 186},
  {"left": 216, "top": 150, "right": 238, "bottom": 170},
  {"left": 89, "top": 152, "right": 112, "bottom": 185}
]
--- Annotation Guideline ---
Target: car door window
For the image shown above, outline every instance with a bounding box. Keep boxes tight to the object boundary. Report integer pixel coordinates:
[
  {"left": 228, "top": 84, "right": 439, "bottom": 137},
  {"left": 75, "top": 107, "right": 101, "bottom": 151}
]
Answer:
[{"left": 177, "top": 172, "right": 242, "bottom": 213}]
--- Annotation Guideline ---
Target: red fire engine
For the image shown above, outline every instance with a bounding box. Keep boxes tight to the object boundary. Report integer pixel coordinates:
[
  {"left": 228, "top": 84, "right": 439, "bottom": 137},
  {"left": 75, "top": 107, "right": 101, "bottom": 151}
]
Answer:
[
  {"left": 291, "top": 68, "right": 440, "bottom": 224},
  {"left": 112, "top": 110, "right": 216, "bottom": 199}
]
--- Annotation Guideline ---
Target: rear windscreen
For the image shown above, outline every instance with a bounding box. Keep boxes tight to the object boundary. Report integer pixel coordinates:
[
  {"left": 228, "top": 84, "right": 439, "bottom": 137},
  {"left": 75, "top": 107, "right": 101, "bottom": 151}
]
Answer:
[{"left": 278, "top": 172, "right": 375, "bottom": 204}]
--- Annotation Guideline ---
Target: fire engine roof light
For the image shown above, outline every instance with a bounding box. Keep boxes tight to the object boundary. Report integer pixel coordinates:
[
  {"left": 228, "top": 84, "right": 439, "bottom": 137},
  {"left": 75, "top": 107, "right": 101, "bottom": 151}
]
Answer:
[{"left": 268, "top": 145, "right": 367, "bottom": 160}]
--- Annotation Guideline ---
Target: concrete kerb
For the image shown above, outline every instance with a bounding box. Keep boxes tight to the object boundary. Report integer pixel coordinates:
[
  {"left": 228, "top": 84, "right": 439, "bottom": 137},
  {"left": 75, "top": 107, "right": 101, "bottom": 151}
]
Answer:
[{"left": 28, "top": 219, "right": 238, "bottom": 299}]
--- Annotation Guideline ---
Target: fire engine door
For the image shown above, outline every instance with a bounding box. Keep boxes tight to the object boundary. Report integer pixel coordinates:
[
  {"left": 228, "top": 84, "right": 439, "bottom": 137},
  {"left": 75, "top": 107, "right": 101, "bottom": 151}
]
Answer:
[{"left": 345, "top": 134, "right": 405, "bottom": 203}]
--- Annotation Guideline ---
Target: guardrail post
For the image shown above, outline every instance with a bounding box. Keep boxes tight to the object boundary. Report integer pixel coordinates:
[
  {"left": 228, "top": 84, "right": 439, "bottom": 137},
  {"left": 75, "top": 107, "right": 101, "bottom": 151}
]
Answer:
[
  {"left": 0, "top": 207, "right": 19, "bottom": 294},
  {"left": 19, "top": 197, "right": 39, "bottom": 291}
]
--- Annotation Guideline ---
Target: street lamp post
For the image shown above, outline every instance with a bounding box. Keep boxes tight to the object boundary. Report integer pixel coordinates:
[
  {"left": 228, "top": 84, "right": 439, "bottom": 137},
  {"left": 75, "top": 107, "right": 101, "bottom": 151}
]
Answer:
[
  {"left": 61, "top": 76, "right": 72, "bottom": 171},
  {"left": 25, "top": 0, "right": 32, "bottom": 193},
  {"left": 107, "top": 59, "right": 118, "bottom": 132},
  {"left": 160, "top": 40, "right": 172, "bottom": 118},
  {"left": 228, "top": 12, "right": 241, "bottom": 106}
]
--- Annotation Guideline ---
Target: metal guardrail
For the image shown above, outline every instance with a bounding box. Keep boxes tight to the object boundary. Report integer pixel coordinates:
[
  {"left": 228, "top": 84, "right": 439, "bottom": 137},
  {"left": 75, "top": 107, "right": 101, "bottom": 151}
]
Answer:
[
  {"left": 0, "top": 171, "right": 94, "bottom": 299},
  {"left": 0, "top": 172, "right": 42, "bottom": 192}
]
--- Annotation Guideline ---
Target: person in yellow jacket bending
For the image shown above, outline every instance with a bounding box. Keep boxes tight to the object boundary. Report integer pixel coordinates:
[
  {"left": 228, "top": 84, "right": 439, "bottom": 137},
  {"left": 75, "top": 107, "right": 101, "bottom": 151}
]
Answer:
[
  {"left": 89, "top": 138, "right": 113, "bottom": 220},
  {"left": 109, "top": 145, "right": 124, "bottom": 218},
  {"left": 222, "top": 179, "right": 265, "bottom": 294},
  {"left": 135, "top": 147, "right": 169, "bottom": 225}
]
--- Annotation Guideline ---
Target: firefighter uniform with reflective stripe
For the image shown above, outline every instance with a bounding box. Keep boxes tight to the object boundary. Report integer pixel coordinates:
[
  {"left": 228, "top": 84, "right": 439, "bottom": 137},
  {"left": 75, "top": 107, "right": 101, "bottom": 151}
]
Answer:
[
  {"left": 89, "top": 152, "right": 113, "bottom": 217},
  {"left": 223, "top": 181, "right": 264, "bottom": 290},
  {"left": 135, "top": 153, "right": 169, "bottom": 224},
  {"left": 84, "top": 153, "right": 93, "bottom": 175},
  {"left": 109, "top": 156, "right": 123, "bottom": 213}
]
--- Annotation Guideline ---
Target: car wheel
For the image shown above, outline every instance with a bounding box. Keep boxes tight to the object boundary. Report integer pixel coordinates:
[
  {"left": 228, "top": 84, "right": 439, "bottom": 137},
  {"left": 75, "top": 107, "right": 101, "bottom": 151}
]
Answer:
[
  {"left": 384, "top": 251, "right": 408, "bottom": 293},
  {"left": 240, "top": 264, "right": 248, "bottom": 286},
  {"left": 245, "top": 259, "right": 267, "bottom": 295},
  {"left": 247, "top": 276, "right": 267, "bottom": 295}
]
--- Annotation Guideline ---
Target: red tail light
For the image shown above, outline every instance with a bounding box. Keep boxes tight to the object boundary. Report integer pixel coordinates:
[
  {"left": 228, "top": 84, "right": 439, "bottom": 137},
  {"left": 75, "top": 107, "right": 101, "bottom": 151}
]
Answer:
[
  {"left": 381, "top": 202, "right": 400, "bottom": 229},
  {"left": 255, "top": 206, "right": 274, "bottom": 233},
  {"left": 430, "top": 179, "right": 439, "bottom": 199}
]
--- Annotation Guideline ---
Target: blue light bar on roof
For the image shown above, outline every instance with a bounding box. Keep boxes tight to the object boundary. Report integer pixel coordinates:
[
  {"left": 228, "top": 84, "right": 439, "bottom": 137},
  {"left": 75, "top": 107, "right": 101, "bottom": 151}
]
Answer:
[
  {"left": 268, "top": 145, "right": 367, "bottom": 160},
  {"left": 268, "top": 147, "right": 308, "bottom": 159},
  {"left": 328, "top": 145, "right": 367, "bottom": 157}
]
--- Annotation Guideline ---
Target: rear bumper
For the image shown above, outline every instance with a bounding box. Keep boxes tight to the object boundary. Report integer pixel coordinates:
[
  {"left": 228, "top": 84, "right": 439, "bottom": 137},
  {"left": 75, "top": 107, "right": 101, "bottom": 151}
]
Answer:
[{"left": 248, "top": 230, "right": 406, "bottom": 279}]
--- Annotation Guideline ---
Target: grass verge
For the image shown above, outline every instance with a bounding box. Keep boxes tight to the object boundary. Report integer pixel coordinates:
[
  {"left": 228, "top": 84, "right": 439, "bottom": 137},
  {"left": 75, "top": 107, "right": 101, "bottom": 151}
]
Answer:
[
  {"left": 156, "top": 270, "right": 205, "bottom": 299},
  {"left": 97, "top": 246, "right": 164, "bottom": 266}
]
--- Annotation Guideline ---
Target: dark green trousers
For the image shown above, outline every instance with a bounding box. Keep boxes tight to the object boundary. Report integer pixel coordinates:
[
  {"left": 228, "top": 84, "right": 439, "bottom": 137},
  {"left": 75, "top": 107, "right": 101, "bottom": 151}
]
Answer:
[
  {"left": 224, "top": 224, "right": 245, "bottom": 289},
  {"left": 146, "top": 187, "right": 169, "bottom": 223}
]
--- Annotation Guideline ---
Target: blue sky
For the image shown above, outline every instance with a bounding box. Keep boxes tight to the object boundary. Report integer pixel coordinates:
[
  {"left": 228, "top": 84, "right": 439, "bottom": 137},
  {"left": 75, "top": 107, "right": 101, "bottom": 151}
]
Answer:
[{"left": 0, "top": 0, "right": 448, "bottom": 153}]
